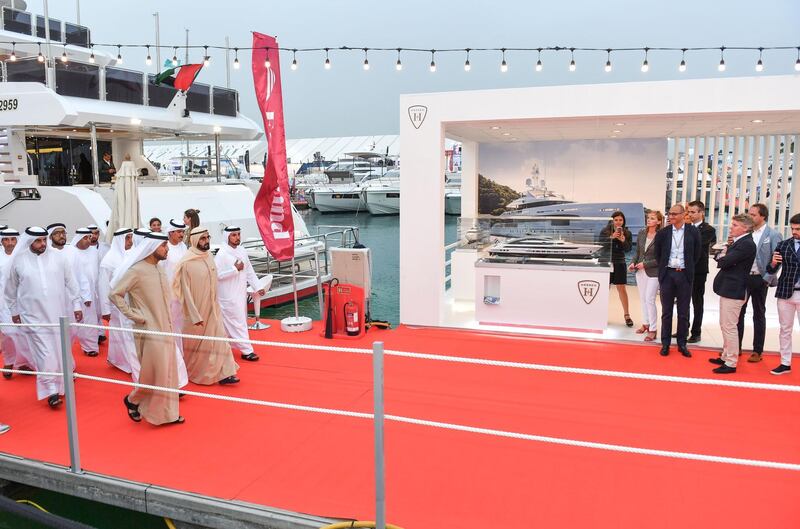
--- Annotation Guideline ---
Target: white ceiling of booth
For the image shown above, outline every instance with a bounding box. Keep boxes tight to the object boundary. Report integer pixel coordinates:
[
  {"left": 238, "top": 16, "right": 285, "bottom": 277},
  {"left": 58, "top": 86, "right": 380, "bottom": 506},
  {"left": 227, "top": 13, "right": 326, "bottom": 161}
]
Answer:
[{"left": 445, "top": 111, "right": 800, "bottom": 143}]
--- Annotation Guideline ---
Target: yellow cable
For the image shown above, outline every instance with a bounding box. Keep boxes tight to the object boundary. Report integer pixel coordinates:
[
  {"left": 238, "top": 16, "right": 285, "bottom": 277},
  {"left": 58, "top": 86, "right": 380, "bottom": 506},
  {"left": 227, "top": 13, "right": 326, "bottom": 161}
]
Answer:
[
  {"left": 15, "top": 499, "right": 49, "bottom": 513},
  {"left": 164, "top": 517, "right": 178, "bottom": 529},
  {"left": 319, "top": 522, "right": 403, "bottom": 529}
]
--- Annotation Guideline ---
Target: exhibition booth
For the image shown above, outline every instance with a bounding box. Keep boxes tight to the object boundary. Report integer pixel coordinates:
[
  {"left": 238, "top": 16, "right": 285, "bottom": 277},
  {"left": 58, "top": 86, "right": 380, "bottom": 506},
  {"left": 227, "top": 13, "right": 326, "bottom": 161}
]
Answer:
[{"left": 399, "top": 75, "right": 800, "bottom": 342}]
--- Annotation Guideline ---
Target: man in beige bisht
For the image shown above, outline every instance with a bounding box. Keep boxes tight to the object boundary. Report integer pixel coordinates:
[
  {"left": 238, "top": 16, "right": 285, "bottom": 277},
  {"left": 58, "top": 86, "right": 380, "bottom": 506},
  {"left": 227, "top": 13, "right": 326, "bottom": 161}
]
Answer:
[
  {"left": 173, "top": 226, "right": 240, "bottom": 385},
  {"left": 109, "top": 231, "right": 183, "bottom": 425}
]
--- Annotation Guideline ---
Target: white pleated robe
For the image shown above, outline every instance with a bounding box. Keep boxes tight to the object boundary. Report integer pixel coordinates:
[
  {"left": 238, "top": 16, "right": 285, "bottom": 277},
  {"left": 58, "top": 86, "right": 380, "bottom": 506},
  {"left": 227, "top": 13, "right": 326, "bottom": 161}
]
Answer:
[
  {"left": 74, "top": 247, "right": 100, "bottom": 352},
  {"left": 214, "top": 244, "right": 261, "bottom": 355},
  {"left": 4, "top": 248, "right": 81, "bottom": 399}
]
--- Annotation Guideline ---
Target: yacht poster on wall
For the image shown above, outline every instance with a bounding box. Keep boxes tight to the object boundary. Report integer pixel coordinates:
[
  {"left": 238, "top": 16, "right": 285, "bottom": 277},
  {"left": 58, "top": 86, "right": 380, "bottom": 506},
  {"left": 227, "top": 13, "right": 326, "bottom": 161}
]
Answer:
[{"left": 477, "top": 139, "right": 667, "bottom": 238}]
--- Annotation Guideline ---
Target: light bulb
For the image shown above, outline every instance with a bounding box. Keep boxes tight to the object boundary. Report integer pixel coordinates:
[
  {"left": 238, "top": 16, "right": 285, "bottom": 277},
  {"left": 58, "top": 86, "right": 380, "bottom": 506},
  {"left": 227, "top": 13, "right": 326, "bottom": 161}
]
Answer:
[
  {"left": 535, "top": 59, "right": 542, "bottom": 72},
  {"left": 500, "top": 59, "right": 507, "bottom": 72},
  {"left": 172, "top": 55, "right": 178, "bottom": 66},
  {"left": 116, "top": 54, "right": 123, "bottom": 64},
  {"left": 60, "top": 51, "right": 68, "bottom": 63},
  {"left": 146, "top": 54, "right": 152, "bottom": 66},
  {"left": 324, "top": 57, "right": 331, "bottom": 70},
  {"left": 430, "top": 60, "right": 436, "bottom": 72},
  {"left": 363, "top": 59, "right": 369, "bottom": 71},
  {"left": 395, "top": 59, "right": 402, "bottom": 71},
  {"left": 37, "top": 52, "right": 44, "bottom": 62},
  {"left": 290, "top": 58, "right": 297, "bottom": 70},
  {"left": 718, "top": 59, "right": 726, "bottom": 72},
  {"left": 641, "top": 60, "right": 649, "bottom": 72},
  {"left": 233, "top": 57, "right": 240, "bottom": 69},
  {"left": 795, "top": 58, "right": 800, "bottom": 71},
  {"left": 464, "top": 60, "right": 471, "bottom": 72},
  {"left": 679, "top": 59, "right": 686, "bottom": 72},
  {"left": 604, "top": 60, "right": 612, "bottom": 72},
  {"left": 755, "top": 59, "right": 763, "bottom": 72},
  {"left": 569, "top": 59, "right": 576, "bottom": 72},
  {"left": 203, "top": 56, "right": 210, "bottom": 67}
]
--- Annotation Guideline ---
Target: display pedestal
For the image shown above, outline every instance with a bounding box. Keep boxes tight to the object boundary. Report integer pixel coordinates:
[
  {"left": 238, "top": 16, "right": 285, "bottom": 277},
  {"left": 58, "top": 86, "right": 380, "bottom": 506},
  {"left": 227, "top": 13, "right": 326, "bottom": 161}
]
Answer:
[
  {"left": 451, "top": 248, "right": 479, "bottom": 302},
  {"left": 475, "top": 260, "right": 612, "bottom": 332}
]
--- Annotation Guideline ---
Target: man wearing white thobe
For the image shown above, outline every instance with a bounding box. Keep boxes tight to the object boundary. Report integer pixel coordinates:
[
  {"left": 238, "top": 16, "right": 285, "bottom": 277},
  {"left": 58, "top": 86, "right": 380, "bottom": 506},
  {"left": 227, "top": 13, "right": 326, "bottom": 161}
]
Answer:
[
  {"left": 0, "top": 228, "right": 33, "bottom": 374},
  {"left": 5, "top": 227, "right": 82, "bottom": 406},
  {"left": 48, "top": 223, "right": 82, "bottom": 346},
  {"left": 214, "top": 226, "right": 270, "bottom": 361},
  {"left": 88, "top": 223, "right": 109, "bottom": 345},
  {"left": 160, "top": 220, "right": 187, "bottom": 353},
  {"left": 73, "top": 228, "right": 101, "bottom": 356},
  {"left": 99, "top": 228, "right": 138, "bottom": 377}
]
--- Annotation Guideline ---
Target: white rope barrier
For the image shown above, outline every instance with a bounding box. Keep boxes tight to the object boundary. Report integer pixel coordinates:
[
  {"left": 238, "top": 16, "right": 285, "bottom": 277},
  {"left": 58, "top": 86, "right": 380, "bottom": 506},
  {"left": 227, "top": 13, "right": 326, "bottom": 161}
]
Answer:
[
  {"left": 71, "top": 371, "right": 800, "bottom": 472},
  {"left": 71, "top": 322, "right": 800, "bottom": 394},
  {"left": 0, "top": 367, "right": 63, "bottom": 377},
  {"left": 0, "top": 322, "right": 60, "bottom": 328}
]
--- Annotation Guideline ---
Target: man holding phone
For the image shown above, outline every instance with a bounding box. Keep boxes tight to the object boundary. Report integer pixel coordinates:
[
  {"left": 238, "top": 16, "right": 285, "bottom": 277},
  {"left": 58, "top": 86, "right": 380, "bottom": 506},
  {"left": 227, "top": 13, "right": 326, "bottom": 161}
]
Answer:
[{"left": 765, "top": 213, "right": 800, "bottom": 375}]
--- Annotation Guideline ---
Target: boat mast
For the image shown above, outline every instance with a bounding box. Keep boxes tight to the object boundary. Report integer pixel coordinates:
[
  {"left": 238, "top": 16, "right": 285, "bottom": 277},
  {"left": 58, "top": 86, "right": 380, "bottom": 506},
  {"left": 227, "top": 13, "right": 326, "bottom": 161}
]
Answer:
[
  {"left": 153, "top": 12, "right": 161, "bottom": 73},
  {"left": 43, "top": 0, "right": 54, "bottom": 88},
  {"left": 75, "top": 0, "right": 80, "bottom": 25}
]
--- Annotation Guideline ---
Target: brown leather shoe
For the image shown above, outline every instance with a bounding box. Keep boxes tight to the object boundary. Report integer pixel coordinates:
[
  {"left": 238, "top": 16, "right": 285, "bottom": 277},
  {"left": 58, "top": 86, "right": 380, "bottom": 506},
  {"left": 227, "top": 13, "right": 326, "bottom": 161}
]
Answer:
[{"left": 747, "top": 352, "right": 762, "bottom": 363}]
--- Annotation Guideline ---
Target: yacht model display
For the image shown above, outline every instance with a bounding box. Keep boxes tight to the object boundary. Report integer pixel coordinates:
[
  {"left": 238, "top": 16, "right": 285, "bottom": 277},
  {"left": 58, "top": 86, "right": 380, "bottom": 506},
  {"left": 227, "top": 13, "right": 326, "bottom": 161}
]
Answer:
[
  {"left": 487, "top": 235, "right": 603, "bottom": 259},
  {"left": 0, "top": 3, "right": 358, "bottom": 308}
]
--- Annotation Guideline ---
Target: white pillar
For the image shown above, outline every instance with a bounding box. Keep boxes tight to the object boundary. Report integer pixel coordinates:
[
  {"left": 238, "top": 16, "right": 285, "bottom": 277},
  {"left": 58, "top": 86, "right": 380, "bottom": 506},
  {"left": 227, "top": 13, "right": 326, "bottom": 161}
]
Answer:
[
  {"left": 460, "top": 140, "right": 479, "bottom": 219},
  {"left": 400, "top": 98, "right": 445, "bottom": 326}
]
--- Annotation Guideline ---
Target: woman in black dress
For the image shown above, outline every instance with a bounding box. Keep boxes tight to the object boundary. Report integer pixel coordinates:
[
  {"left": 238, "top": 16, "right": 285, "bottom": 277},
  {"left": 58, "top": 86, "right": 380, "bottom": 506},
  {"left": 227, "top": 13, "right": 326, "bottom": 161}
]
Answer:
[{"left": 600, "top": 211, "right": 633, "bottom": 326}]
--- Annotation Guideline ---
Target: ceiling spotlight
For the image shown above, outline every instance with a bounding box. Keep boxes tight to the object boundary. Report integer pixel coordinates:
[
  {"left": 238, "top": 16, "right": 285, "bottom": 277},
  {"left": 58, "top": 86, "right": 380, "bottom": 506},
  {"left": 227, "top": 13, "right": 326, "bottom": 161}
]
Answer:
[
  {"left": 751, "top": 119, "right": 764, "bottom": 123},
  {"left": 491, "top": 126, "right": 501, "bottom": 130},
  {"left": 502, "top": 132, "right": 511, "bottom": 136},
  {"left": 612, "top": 129, "right": 622, "bottom": 134},
  {"left": 615, "top": 122, "right": 625, "bottom": 126}
]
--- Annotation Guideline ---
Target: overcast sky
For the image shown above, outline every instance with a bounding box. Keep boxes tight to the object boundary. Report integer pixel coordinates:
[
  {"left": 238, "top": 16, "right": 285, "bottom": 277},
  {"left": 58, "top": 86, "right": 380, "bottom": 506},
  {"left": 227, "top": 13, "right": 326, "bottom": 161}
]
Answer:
[{"left": 44, "top": 0, "right": 800, "bottom": 138}]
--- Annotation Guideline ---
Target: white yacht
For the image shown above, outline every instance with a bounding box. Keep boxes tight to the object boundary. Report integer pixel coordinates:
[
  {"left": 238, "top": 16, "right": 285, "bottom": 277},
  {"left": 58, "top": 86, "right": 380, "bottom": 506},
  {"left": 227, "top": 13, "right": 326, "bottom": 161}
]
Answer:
[
  {"left": 362, "top": 168, "right": 400, "bottom": 215},
  {"left": 0, "top": 2, "right": 356, "bottom": 308},
  {"left": 444, "top": 171, "right": 462, "bottom": 215},
  {"left": 309, "top": 152, "right": 396, "bottom": 213},
  {"left": 488, "top": 236, "right": 603, "bottom": 259}
]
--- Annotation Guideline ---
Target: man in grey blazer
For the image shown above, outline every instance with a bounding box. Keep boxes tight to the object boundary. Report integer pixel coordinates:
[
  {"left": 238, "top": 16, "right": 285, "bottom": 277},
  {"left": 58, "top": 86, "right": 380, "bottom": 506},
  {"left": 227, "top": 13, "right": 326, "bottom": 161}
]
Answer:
[{"left": 737, "top": 203, "right": 782, "bottom": 362}]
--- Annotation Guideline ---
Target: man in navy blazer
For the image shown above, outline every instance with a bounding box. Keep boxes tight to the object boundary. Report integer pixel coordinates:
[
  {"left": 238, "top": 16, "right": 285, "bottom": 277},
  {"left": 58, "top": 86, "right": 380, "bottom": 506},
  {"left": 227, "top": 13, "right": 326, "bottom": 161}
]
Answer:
[
  {"left": 708, "top": 215, "right": 757, "bottom": 374},
  {"left": 653, "top": 204, "right": 702, "bottom": 357},
  {"left": 765, "top": 213, "right": 800, "bottom": 376}
]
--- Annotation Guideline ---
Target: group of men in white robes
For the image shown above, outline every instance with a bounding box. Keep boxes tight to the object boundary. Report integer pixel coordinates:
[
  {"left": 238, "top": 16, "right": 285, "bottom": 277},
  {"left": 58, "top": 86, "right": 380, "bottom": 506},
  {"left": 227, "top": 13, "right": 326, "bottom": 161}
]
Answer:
[{"left": 0, "top": 218, "right": 270, "bottom": 422}]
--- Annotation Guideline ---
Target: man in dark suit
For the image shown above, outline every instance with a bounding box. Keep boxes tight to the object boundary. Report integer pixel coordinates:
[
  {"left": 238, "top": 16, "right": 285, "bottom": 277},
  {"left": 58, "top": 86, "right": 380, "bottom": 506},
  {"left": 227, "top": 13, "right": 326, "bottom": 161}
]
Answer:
[
  {"left": 686, "top": 200, "right": 717, "bottom": 342},
  {"left": 653, "top": 204, "right": 702, "bottom": 357},
  {"left": 708, "top": 214, "right": 757, "bottom": 374},
  {"left": 99, "top": 152, "right": 116, "bottom": 183},
  {"left": 765, "top": 213, "right": 800, "bottom": 376}
]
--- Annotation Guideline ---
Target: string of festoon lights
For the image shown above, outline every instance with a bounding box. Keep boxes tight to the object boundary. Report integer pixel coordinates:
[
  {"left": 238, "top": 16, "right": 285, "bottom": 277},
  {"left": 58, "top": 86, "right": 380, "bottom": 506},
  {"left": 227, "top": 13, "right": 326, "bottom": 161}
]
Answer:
[{"left": 5, "top": 41, "right": 800, "bottom": 73}]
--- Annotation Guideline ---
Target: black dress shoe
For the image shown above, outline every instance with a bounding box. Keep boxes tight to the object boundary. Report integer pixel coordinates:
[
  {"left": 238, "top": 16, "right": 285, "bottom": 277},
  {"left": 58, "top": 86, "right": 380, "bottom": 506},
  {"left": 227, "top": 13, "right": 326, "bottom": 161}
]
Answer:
[
  {"left": 678, "top": 345, "right": 692, "bottom": 358},
  {"left": 659, "top": 345, "right": 670, "bottom": 356},
  {"left": 98, "top": 335, "right": 107, "bottom": 344},
  {"left": 713, "top": 365, "right": 736, "bottom": 374},
  {"left": 687, "top": 335, "right": 701, "bottom": 343},
  {"left": 708, "top": 357, "right": 725, "bottom": 365}
]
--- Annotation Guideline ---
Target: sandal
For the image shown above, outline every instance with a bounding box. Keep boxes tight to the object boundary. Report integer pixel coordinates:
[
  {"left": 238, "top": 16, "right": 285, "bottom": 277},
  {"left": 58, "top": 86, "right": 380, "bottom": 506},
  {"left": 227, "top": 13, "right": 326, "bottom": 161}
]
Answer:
[
  {"left": 644, "top": 331, "right": 657, "bottom": 342},
  {"left": 624, "top": 314, "right": 634, "bottom": 327},
  {"left": 635, "top": 325, "right": 648, "bottom": 334},
  {"left": 3, "top": 364, "right": 12, "bottom": 379},
  {"left": 83, "top": 350, "right": 99, "bottom": 357},
  {"left": 47, "top": 394, "right": 62, "bottom": 408},
  {"left": 240, "top": 352, "right": 260, "bottom": 362},
  {"left": 123, "top": 395, "right": 142, "bottom": 422},
  {"left": 218, "top": 375, "right": 240, "bottom": 385},
  {"left": 167, "top": 416, "right": 185, "bottom": 425}
]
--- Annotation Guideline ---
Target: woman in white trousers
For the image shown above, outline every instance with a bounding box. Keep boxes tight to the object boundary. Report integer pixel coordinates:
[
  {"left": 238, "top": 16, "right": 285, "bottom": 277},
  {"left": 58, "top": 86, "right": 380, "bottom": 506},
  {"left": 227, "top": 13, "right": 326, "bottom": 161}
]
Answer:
[{"left": 629, "top": 210, "right": 663, "bottom": 341}]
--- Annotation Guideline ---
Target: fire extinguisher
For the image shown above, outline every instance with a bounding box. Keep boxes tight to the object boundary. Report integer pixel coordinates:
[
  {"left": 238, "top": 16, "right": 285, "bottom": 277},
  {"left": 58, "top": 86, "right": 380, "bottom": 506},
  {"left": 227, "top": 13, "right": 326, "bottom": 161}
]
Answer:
[{"left": 344, "top": 300, "right": 360, "bottom": 336}]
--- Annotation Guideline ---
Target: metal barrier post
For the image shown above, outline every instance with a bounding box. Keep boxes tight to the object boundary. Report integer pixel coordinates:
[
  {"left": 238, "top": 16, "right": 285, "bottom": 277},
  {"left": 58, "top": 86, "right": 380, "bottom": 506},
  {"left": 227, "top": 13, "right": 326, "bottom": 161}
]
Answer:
[
  {"left": 373, "top": 341, "right": 386, "bottom": 529},
  {"left": 314, "top": 246, "right": 324, "bottom": 317},
  {"left": 59, "top": 316, "right": 81, "bottom": 474}
]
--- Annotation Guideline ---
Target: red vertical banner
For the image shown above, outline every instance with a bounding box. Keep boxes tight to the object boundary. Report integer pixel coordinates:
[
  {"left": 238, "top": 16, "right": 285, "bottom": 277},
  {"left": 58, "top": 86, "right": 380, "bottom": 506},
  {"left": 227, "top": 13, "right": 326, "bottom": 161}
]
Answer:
[{"left": 252, "top": 32, "right": 295, "bottom": 261}]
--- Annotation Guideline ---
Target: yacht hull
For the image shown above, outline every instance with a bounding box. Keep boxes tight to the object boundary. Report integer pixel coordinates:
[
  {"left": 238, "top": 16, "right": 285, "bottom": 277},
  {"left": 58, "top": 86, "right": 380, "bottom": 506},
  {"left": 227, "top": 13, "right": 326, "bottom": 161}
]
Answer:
[
  {"left": 311, "top": 190, "right": 366, "bottom": 213},
  {"left": 445, "top": 193, "right": 461, "bottom": 215},
  {"left": 364, "top": 188, "right": 400, "bottom": 215}
]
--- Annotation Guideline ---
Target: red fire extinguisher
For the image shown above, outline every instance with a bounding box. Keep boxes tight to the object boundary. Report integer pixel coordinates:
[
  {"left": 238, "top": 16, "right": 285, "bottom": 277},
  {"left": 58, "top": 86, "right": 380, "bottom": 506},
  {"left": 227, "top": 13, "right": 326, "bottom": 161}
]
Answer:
[{"left": 344, "top": 300, "right": 360, "bottom": 336}]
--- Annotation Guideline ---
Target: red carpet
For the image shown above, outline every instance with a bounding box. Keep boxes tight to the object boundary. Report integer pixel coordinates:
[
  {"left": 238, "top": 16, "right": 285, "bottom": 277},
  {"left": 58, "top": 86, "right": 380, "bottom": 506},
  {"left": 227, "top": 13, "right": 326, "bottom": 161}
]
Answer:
[{"left": 1, "top": 322, "right": 798, "bottom": 529}]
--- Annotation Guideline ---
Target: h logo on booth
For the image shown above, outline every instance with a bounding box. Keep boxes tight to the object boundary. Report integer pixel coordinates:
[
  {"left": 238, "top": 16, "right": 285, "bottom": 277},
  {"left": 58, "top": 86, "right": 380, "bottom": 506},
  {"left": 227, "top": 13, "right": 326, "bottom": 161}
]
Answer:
[
  {"left": 408, "top": 105, "right": 427, "bottom": 129},
  {"left": 577, "top": 280, "right": 600, "bottom": 305}
]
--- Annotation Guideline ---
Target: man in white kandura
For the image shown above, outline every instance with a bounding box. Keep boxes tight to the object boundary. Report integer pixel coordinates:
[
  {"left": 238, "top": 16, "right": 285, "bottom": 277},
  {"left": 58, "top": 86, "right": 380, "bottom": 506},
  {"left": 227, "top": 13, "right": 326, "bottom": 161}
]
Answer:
[
  {"left": 0, "top": 227, "right": 33, "bottom": 376},
  {"left": 88, "top": 223, "right": 109, "bottom": 346},
  {"left": 72, "top": 227, "right": 101, "bottom": 357},
  {"left": 47, "top": 223, "right": 81, "bottom": 346},
  {"left": 214, "top": 226, "right": 271, "bottom": 361},
  {"left": 99, "top": 228, "right": 138, "bottom": 376},
  {"left": 5, "top": 227, "right": 83, "bottom": 407},
  {"left": 160, "top": 219, "right": 187, "bottom": 352}
]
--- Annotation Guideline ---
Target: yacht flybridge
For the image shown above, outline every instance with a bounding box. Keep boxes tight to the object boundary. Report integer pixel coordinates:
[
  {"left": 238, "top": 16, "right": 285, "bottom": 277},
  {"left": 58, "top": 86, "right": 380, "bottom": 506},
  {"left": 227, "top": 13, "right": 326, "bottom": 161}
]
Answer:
[{"left": 0, "top": 1, "right": 357, "bottom": 308}]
